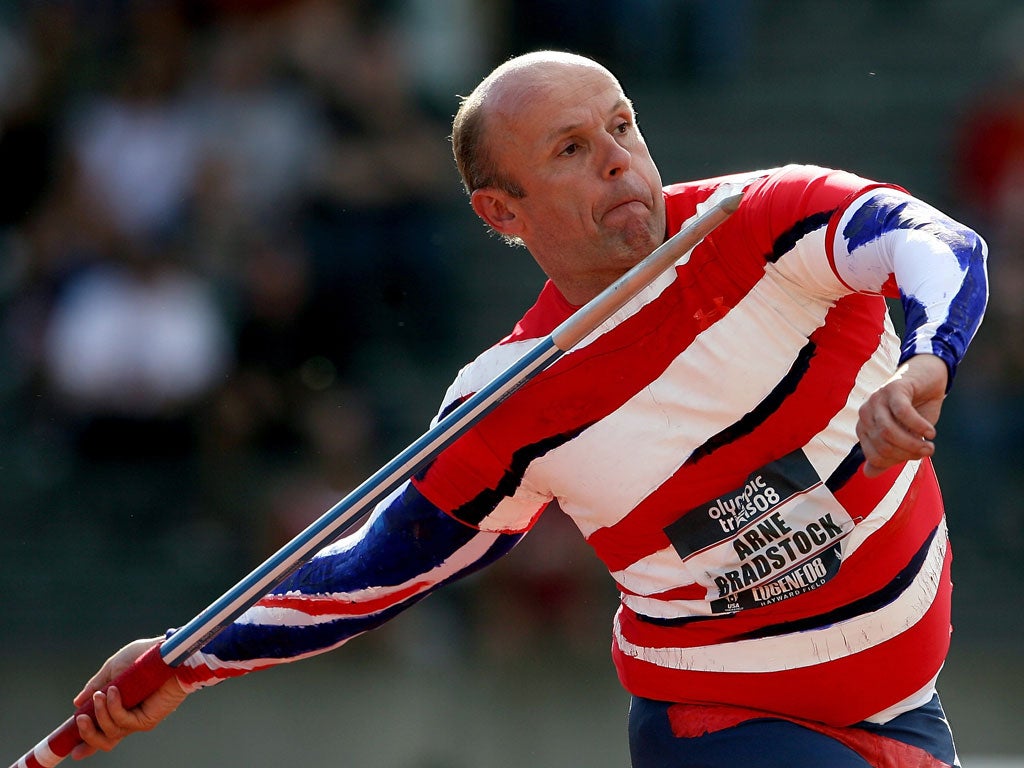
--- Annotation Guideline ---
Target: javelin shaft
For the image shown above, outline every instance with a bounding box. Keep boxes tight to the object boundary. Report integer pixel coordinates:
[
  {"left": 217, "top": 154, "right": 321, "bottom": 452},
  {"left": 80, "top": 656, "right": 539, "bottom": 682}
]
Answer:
[
  {"left": 163, "top": 336, "right": 562, "bottom": 662},
  {"left": 9, "top": 189, "right": 742, "bottom": 768}
]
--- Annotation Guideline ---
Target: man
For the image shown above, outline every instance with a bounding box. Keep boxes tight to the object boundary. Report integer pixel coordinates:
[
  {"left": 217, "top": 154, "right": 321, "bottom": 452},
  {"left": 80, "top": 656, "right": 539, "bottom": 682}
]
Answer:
[{"left": 72, "top": 51, "right": 987, "bottom": 767}]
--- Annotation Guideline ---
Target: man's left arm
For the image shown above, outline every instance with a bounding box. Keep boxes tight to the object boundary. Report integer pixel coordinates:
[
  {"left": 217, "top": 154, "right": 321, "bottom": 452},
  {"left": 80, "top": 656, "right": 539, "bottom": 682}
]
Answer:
[{"left": 830, "top": 187, "right": 989, "bottom": 476}]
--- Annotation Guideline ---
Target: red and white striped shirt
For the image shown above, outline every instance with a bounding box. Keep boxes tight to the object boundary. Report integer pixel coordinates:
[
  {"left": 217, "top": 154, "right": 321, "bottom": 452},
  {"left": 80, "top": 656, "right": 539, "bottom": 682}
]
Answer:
[{"left": 413, "top": 164, "right": 987, "bottom": 725}]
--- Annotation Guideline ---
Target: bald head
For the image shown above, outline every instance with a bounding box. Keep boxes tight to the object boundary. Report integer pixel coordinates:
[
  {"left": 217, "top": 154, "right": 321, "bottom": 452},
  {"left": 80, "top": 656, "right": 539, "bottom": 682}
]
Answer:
[
  {"left": 451, "top": 51, "right": 627, "bottom": 197},
  {"left": 450, "top": 51, "right": 665, "bottom": 302}
]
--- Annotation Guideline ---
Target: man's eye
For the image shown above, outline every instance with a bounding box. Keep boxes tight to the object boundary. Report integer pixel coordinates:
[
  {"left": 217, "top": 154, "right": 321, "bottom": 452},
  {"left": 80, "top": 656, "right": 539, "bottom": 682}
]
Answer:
[
  {"left": 616, "top": 121, "right": 631, "bottom": 134},
  {"left": 561, "top": 142, "right": 579, "bottom": 156}
]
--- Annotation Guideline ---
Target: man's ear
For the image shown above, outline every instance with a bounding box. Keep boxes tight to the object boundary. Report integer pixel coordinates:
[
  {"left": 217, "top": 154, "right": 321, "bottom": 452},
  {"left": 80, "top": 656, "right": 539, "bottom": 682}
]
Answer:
[{"left": 471, "top": 188, "right": 525, "bottom": 238}]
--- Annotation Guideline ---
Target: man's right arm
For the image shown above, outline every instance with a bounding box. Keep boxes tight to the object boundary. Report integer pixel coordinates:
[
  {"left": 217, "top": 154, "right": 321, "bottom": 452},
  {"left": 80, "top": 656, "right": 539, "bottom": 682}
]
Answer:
[
  {"left": 75, "top": 482, "right": 523, "bottom": 754},
  {"left": 177, "top": 482, "right": 522, "bottom": 689}
]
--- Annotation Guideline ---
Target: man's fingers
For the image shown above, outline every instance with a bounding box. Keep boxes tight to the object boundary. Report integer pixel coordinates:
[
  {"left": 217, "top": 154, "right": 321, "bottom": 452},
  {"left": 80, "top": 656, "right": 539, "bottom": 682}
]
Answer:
[
  {"left": 857, "top": 355, "right": 947, "bottom": 478},
  {"left": 75, "top": 702, "right": 120, "bottom": 754},
  {"left": 91, "top": 689, "right": 122, "bottom": 740},
  {"left": 857, "top": 397, "right": 937, "bottom": 478},
  {"left": 888, "top": 394, "right": 937, "bottom": 440},
  {"left": 874, "top": 418, "right": 934, "bottom": 455},
  {"left": 72, "top": 715, "right": 102, "bottom": 759},
  {"left": 862, "top": 439, "right": 933, "bottom": 478},
  {"left": 80, "top": 687, "right": 136, "bottom": 747},
  {"left": 865, "top": 388, "right": 937, "bottom": 442}
]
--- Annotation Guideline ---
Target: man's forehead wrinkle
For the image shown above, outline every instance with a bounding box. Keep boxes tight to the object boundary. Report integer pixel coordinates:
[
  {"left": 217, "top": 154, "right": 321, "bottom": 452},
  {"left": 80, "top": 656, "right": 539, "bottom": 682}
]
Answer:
[{"left": 542, "top": 92, "right": 632, "bottom": 140}]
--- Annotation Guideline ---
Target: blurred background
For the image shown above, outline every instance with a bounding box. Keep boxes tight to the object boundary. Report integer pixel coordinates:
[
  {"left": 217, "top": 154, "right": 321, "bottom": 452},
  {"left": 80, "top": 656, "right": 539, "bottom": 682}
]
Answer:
[{"left": 2, "top": 0, "right": 1022, "bottom": 765}]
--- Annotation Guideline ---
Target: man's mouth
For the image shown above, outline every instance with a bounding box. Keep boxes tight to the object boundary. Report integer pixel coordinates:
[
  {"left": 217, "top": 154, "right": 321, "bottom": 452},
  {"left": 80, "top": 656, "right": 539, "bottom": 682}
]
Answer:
[{"left": 604, "top": 198, "right": 649, "bottom": 219}]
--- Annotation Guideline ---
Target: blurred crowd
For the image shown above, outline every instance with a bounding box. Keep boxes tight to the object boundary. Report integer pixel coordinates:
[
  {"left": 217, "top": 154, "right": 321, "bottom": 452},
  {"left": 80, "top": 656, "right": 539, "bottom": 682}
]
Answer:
[
  {"left": 1, "top": 0, "right": 738, "bottom": 654},
  {"left": 2, "top": 0, "right": 1022, "bottom": 656},
  {"left": 0, "top": 1, "right": 469, "bottom": 591}
]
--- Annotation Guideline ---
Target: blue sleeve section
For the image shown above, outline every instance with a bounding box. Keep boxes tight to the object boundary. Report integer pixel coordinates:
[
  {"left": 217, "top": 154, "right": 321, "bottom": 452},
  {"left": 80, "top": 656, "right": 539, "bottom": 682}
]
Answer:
[
  {"left": 899, "top": 262, "right": 986, "bottom": 385},
  {"left": 200, "top": 484, "right": 522, "bottom": 662},
  {"left": 842, "top": 190, "right": 988, "bottom": 386},
  {"left": 842, "top": 191, "right": 979, "bottom": 269},
  {"left": 278, "top": 483, "right": 492, "bottom": 594}
]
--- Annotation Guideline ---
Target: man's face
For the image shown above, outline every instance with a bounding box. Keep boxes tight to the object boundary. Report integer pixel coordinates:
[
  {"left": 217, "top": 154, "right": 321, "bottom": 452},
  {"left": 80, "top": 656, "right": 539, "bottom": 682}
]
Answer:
[{"left": 479, "top": 63, "right": 666, "bottom": 303}]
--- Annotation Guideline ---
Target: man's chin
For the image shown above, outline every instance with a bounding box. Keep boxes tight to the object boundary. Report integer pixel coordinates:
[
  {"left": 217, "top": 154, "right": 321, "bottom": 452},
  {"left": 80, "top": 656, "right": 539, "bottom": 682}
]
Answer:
[
  {"left": 614, "top": 222, "right": 661, "bottom": 263},
  {"left": 604, "top": 206, "right": 663, "bottom": 250}
]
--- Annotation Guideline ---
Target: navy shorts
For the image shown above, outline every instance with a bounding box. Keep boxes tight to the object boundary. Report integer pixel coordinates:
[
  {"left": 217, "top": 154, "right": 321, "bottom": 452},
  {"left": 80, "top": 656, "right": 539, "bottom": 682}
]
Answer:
[{"left": 628, "top": 694, "right": 959, "bottom": 768}]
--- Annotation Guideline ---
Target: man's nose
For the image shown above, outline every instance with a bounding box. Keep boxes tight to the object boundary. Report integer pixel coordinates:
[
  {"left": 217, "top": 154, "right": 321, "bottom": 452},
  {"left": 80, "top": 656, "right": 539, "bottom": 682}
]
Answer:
[{"left": 601, "top": 135, "right": 632, "bottom": 179}]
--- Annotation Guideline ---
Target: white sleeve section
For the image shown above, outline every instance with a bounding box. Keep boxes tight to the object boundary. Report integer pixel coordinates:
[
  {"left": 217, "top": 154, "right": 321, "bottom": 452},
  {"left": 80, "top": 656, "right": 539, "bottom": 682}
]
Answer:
[
  {"left": 830, "top": 188, "right": 967, "bottom": 297},
  {"left": 430, "top": 337, "right": 541, "bottom": 425},
  {"left": 769, "top": 225, "right": 850, "bottom": 301},
  {"left": 476, "top": 494, "right": 549, "bottom": 534}
]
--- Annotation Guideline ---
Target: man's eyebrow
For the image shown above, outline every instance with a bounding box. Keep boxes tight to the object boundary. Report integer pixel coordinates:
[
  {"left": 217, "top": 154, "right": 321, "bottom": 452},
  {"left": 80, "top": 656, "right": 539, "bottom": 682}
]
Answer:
[{"left": 544, "top": 97, "right": 634, "bottom": 145}]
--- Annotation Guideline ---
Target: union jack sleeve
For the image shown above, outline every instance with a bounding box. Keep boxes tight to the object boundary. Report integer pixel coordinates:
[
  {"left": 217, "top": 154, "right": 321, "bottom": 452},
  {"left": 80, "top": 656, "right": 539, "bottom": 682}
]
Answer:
[
  {"left": 829, "top": 187, "right": 989, "bottom": 384},
  {"left": 173, "top": 483, "right": 522, "bottom": 690}
]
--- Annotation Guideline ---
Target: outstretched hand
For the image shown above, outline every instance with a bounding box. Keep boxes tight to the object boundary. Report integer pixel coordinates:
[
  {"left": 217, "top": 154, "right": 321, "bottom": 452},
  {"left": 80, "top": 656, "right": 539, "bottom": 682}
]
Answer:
[
  {"left": 71, "top": 637, "right": 189, "bottom": 760},
  {"left": 855, "top": 354, "right": 949, "bottom": 478}
]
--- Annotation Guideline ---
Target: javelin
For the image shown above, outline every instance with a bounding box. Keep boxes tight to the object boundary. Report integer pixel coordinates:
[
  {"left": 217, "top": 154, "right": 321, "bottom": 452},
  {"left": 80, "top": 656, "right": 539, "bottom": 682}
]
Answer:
[{"left": 10, "top": 188, "right": 743, "bottom": 768}]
